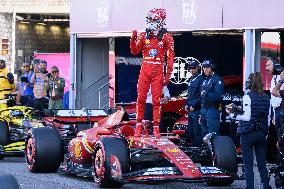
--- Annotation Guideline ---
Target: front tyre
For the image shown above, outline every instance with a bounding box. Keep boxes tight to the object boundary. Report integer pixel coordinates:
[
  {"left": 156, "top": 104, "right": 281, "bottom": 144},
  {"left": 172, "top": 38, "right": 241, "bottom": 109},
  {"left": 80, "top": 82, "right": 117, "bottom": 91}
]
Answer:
[
  {"left": 93, "top": 137, "right": 130, "bottom": 188},
  {"left": 25, "top": 127, "right": 62, "bottom": 172},
  {"left": 207, "top": 136, "right": 237, "bottom": 186}
]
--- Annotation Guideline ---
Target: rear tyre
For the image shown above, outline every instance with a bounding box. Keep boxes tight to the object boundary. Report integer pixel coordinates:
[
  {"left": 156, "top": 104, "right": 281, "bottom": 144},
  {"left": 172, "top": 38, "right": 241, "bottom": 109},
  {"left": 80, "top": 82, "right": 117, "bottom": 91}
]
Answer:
[
  {"left": 93, "top": 137, "right": 130, "bottom": 188},
  {"left": 0, "top": 175, "right": 19, "bottom": 189},
  {"left": 207, "top": 136, "right": 237, "bottom": 186},
  {"left": 0, "top": 121, "right": 9, "bottom": 146},
  {"left": 25, "top": 127, "right": 62, "bottom": 172}
]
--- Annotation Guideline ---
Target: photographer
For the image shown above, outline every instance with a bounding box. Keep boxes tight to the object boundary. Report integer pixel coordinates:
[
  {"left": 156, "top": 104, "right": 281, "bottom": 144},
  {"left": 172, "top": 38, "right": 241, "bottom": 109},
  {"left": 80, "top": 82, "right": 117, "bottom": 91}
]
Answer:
[
  {"left": 226, "top": 72, "right": 271, "bottom": 189},
  {"left": 31, "top": 60, "right": 49, "bottom": 111},
  {"left": 20, "top": 62, "right": 34, "bottom": 107},
  {"left": 47, "top": 66, "right": 65, "bottom": 109}
]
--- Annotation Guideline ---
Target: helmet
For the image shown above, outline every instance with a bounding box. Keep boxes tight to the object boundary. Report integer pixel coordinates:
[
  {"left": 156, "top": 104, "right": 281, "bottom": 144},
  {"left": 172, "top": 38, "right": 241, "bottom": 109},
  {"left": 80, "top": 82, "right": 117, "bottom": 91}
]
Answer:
[
  {"left": 202, "top": 60, "right": 216, "bottom": 70},
  {"left": 146, "top": 8, "right": 166, "bottom": 31}
]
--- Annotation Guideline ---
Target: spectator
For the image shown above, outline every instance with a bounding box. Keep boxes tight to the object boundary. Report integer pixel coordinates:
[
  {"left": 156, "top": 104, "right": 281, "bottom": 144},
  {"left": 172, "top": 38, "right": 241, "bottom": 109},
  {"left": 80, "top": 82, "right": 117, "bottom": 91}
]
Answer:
[
  {"left": 185, "top": 60, "right": 204, "bottom": 146},
  {"left": 0, "top": 58, "right": 15, "bottom": 100},
  {"left": 31, "top": 62, "right": 48, "bottom": 111},
  {"left": 47, "top": 66, "right": 65, "bottom": 109},
  {"left": 200, "top": 60, "right": 224, "bottom": 137},
  {"left": 20, "top": 62, "right": 34, "bottom": 107},
  {"left": 226, "top": 72, "right": 271, "bottom": 189}
]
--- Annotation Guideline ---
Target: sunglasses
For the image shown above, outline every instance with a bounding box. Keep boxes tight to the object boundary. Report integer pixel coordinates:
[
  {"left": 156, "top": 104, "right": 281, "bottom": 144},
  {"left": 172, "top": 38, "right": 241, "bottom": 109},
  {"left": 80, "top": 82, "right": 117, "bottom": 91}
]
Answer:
[
  {"left": 52, "top": 71, "right": 58, "bottom": 73},
  {"left": 188, "top": 67, "right": 197, "bottom": 70},
  {"left": 23, "top": 65, "right": 30, "bottom": 68}
]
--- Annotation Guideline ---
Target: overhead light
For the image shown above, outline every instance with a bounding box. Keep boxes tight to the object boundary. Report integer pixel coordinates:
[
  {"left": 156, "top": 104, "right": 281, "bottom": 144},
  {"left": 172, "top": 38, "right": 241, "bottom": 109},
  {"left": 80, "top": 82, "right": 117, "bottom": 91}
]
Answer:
[
  {"left": 16, "top": 15, "right": 24, "bottom": 21},
  {"left": 37, "top": 23, "right": 46, "bottom": 26},
  {"left": 43, "top": 18, "right": 69, "bottom": 22},
  {"left": 20, "top": 21, "right": 30, "bottom": 24}
]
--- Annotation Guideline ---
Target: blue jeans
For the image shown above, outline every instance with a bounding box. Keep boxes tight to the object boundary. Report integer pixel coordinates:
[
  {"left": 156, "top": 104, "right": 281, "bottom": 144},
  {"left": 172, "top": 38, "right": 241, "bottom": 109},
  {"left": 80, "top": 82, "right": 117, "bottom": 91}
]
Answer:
[
  {"left": 200, "top": 108, "right": 220, "bottom": 137},
  {"left": 240, "top": 130, "right": 269, "bottom": 189},
  {"left": 188, "top": 111, "right": 202, "bottom": 146}
]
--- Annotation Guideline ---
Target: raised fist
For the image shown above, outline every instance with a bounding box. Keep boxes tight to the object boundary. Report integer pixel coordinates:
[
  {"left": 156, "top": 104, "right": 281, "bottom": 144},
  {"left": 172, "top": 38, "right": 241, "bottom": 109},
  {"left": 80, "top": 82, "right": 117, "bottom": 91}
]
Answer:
[{"left": 131, "top": 30, "right": 138, "bottom": 40}]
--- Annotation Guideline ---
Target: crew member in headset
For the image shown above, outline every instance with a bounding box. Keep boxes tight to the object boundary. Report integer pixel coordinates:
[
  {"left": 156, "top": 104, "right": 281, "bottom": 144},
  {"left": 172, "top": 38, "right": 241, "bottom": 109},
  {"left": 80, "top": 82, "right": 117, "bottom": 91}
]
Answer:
[
  {"left": 226, "top": 72, "right": 271, "bottom": 189},
  {"left": 185, "top": 60, "right": 204, "bottom": 146},
  {"left": 200, "top": 60, "right": 224, "bottom": 137},
  {"left": 0, "top": 57, "right": 15, "bottom": 101}
]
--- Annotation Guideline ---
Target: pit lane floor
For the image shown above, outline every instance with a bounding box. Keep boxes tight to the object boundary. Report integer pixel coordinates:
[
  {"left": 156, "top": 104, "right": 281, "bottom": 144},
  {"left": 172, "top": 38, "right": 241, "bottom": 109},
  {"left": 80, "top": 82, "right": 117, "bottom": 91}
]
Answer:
[{"left": 0, "top": 157, "right": 277, "bottom": 189}]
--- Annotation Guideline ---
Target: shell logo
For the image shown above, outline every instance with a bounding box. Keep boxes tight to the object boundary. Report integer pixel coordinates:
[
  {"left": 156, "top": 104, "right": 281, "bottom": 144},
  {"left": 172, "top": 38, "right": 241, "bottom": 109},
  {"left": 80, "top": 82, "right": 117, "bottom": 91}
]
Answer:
[{"left": 167, "top": 148, "right": 180, "bottom": 153}]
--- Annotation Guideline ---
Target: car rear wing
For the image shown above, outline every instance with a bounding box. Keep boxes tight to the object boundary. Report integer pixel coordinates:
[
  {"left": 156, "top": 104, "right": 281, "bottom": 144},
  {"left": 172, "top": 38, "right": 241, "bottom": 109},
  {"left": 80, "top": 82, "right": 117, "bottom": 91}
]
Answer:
[{"left": 44, "top": 109, "right": 109, "bottom": 123}]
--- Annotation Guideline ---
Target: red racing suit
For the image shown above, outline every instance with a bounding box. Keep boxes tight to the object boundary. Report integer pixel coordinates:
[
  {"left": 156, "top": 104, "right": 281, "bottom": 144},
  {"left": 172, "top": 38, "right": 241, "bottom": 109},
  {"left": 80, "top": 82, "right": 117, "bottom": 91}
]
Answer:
[{"left": 130, "top": 31, "right": 175, "bottom": 126}]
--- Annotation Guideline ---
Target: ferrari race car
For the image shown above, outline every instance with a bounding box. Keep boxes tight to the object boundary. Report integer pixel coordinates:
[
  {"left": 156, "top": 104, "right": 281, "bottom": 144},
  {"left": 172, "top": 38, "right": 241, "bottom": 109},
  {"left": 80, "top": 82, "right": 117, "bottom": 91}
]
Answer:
[
  {"left": 0, "top": 94, "right": 44, "bottom": 159},
  {"left": 26, "top": 106, "right": 242, "bottom": 188}
]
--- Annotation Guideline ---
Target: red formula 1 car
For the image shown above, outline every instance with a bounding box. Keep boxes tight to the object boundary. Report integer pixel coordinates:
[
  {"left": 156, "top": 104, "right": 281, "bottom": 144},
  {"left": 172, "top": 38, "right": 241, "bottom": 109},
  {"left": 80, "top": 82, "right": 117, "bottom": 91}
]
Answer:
[{"left": 25, "top": 107, "right": 241, "bottom": 188}]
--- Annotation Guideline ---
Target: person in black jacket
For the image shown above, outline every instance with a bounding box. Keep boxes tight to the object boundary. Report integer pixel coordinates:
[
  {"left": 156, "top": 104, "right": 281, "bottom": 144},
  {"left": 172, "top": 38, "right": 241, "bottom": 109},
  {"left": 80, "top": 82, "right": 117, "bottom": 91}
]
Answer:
[
  {"left": 226, "top": 72, "right": 271, "bottom": 189},
  {"left": 185, "top": 60, "right": 204, "bottom": 146}
]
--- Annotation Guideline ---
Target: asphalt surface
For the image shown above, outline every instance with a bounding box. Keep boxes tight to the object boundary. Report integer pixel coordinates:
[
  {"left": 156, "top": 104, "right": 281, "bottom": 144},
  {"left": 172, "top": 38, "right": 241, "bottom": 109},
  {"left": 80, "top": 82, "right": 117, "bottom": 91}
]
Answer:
[{"left": 0, "top": 157, "right": 278, "bottom": 189}]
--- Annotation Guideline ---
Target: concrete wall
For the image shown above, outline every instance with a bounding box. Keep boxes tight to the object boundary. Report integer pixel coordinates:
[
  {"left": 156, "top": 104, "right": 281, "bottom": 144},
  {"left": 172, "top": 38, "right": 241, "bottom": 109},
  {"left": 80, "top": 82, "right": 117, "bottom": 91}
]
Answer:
[
  {"left": 0, "top": 13, "right": 12, "bottom": 69},
  {"left": 0, "top": 0, "right": 68, "bottom": 8},
  {"left": 15, "top": 22, "right": 69, "bottom": 70}
]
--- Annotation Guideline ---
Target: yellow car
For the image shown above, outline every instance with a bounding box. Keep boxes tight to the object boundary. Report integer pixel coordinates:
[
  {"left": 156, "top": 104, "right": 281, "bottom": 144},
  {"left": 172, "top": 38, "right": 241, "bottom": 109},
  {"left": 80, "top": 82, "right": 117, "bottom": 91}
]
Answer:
[{"left": 0, "top": 94, "right": 44, "bottom": 159}]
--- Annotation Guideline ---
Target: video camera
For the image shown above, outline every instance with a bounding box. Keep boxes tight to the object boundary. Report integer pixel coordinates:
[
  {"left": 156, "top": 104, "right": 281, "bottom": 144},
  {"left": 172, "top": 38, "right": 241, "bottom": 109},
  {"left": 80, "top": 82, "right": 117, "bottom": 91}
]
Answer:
[
  {"left": 273, "top": 63, "right": 284, "bottom": 75},
  {"left": 20, "top": 76, "right": 29, "bottom": 83},
  {"left": 225, "top": 103, "right": 244, "bottom": 115},
  {"left": 270, "top": 57, "right": 284, "bottom": 75}
]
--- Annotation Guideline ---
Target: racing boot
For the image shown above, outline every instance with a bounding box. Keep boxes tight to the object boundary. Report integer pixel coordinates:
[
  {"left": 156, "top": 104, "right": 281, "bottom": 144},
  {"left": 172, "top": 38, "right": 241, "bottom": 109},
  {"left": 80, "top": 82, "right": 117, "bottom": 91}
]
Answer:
[
  {"left": 134, "top": 123, "right": 142, "bottom": 137},
  {"left": 153, "top": 126, "right": 161, "bottom": 138}
]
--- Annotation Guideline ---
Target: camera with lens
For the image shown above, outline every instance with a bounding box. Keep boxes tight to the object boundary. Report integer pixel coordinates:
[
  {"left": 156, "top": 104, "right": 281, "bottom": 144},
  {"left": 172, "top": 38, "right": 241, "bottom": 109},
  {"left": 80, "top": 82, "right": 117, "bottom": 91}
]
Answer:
[{"left": 273, "top": 63, "right": 284, "bottom": 75}]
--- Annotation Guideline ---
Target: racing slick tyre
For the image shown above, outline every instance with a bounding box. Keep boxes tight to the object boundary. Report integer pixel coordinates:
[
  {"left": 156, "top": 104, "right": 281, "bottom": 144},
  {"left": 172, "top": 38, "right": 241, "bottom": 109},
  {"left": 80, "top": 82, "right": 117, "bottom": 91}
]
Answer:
[
  {"left": 0, "top": 175, "right": 20, "bottom": 189},
  {"left": 93, "top": 137, "right": 130, "bottom": 188},
  {"left": 207, "top": 136, "right": 237, "bottom": 186},
  {"left": 25, "top": 127, "right": 62, "bottom": 173},
  {"left": 0, "top": 121, "right": 9, "bottom": 146}
]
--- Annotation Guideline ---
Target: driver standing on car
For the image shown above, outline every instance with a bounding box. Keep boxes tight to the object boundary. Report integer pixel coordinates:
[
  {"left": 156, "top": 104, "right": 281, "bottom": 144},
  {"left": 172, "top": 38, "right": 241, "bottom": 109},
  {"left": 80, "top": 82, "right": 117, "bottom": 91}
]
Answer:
[
  {"left": 200, "top": 60, "right": 224, "bottom": 137},
  {"left": 185, "top": 60, "right": 204, "bottom": 146},
  {"left": 0, "top": 58, "right": 15, "bottom": 100},
  {"left": 130, "top": 8, "right": 175, "bottom": 138}
]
